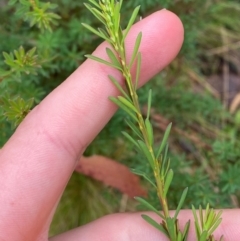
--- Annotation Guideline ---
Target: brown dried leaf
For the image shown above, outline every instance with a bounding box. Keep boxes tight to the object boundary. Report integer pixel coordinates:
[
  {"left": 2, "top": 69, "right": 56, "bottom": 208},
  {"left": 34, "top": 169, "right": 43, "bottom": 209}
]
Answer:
[{"left": 75, "top": 155, "right": 147, "bottom": 198}]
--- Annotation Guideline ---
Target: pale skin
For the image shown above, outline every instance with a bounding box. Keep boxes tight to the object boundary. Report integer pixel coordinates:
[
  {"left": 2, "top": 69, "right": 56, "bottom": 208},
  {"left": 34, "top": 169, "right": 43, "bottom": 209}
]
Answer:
[{"left": 0, "top": 9, "right": 239, "bottom": 241}]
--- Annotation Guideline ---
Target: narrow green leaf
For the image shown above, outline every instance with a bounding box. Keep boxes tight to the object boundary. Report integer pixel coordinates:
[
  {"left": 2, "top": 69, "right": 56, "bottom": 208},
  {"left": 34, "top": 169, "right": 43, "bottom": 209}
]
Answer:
[
  {"left": 106, "top": 48, "right": 122, "bottom": 70},
  {"left": 208, "top": 218, "right": 222, "bottom": 236},
  {"left": 113, "top": 1, "right": 120, "bottom": 32},
  {"left": 19, "top": 46, "right": 25, "bottom": 58},
  {"left": 109, "top": 96, "right": 138, "bottom": 121},
  {"left": 98, "top": 28, "right": 109, "bottom": 40},
  {"left": 4, "top": 59, "right": 15, "bottom": 67},
  {"left": 214, "top": 210, "right": 223, "bottom": 223},
  {"left": 0, "top": 69, "right": 11, "bottom": 78},
  {"left": 85, "top": 54, "right": 122, "bottom": 70},
  {"left": 118, "top": 96, "right": 139, "bottom": 114},
  {"left": 147, "top": 89, "right": 152, "bottom": 119},
  {"left": 156, "top": 123, "right": 172, "bottom": 159},
  {"left": 118, "top": 26, "right": 124, "bottom": 44},
  {"left": 174, "top": 187, "right": 188, "bottom": 220},
  {"left": 204, "top": 204, "right": 210, "bottom": 224},
  {"left": 123, "top": 5, "right": 141, "bottom": 41},
  {"left": 163, "top": 169, "right": 173, "bottom": 198},
  {"left": 192, "top": 205, "right": 201, "bottom": 238},
  {"left": 82, "top": 23, "right": 108, "bottom": 41},
  {"left": 8, "top": 0, "right": 18, "bottom": 5},
  {"left": 27, "top": 47, "right": 37, "bottom": 57},
  {"left": 2, "top": 52, "right": 12, "bottom": 62},
  {"left": 166, "top": 217, "right": 177, "bottom": 240},
  {"left": 145, "top": 118, "right": 153, "bottom": 146},
  {"left": 84, "top": 3, "right": 105, "bottom": 24},
  {"left": 119, "top": 0, "right": 123, "bottom": 9},
  {"left": 108, "top": 75, "right": 130, "bottom": 101},
  {"left": 129, "top": 32, "right": 142, "bottom": 68},
  {"left": 135, "top": 52, "right": 141, "bottom": 89},
  {"left": 138, "top": 140, "right": 154, "bottom": 170},
  {"left": 141, "top": 215, "right": 169, "bottom": 237},
  {"left": 199, "top": 231, "right": 208, "bottom": 241},
  {"left": 205, "top": 209, "right": 215, "bottom": 230},
  {"left": 131, "top": 169, "right": 156, "bottom": 188},
  {"left": 177, "top": 232, "right": 182, "bottom": 241},
  {"left": 199, "top": 205, "right": 204, "bottom": 228},
  {"left": 88, "top": 0, "right": 101, "bottom": 9},
  {"left": 14, "top": 49, "right": 20, "bottom": 61},
  {"left": 135, "top": 197, "right": 165, "bottom": 219},
  {"left": 125, "top": 118, "right": 143, "bottom": 140},
  {"left": 164, "top": 158, "right": 171, "bottom": 178},
  {"left": 110, "top": 0, "right": 114, "bottom": 9},
  {"left": 91, "top": 8, "right": 106, "bottom": 24},
  {"left": 122, "top": 131, "right": 139, "bottom": 149},
  {"left": 182, "top": 220, "right": 190, "bottom": 241},
  {"left": 160, "top": 145, "right": 169, "bottom": 177}
]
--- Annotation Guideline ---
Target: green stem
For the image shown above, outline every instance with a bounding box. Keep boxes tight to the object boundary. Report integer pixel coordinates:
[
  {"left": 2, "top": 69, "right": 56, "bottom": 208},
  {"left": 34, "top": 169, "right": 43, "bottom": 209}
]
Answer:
[
  {"left": 115, "top": 40, "right": 170, "bottom": 220},
  {"left": 98, "top": 0, "right": 171, "bottom": 230}
]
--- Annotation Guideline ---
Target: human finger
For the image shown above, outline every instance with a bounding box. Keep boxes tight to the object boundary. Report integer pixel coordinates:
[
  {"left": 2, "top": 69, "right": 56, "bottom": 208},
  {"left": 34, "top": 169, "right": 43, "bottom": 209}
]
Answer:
[
  {"left": 0, "top": 10, "right": 184, "bottom": 240},
  {"left": 50, "top": 209, "right": 240, "bottom": 241}
]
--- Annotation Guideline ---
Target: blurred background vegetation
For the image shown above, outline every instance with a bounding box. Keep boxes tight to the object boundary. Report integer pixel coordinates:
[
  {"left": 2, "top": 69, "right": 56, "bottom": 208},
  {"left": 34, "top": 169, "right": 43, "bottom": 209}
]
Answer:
[{"left": 0, "top": 0, "right": 240, "bottom": 237}]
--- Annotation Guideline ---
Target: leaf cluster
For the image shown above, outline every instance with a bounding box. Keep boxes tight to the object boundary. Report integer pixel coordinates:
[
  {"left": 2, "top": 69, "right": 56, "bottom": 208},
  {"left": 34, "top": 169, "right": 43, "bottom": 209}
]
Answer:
[
  {"left": 1, "top": 46, "right": 40, "bottom": 79},
  {"left": 192, "top": 204, "right": 223, "bottom": 241},
  {"left": 8, "top": 0, "right": 60, "bottom": 31},
  {"left": 82, "top": 1, "right": 225, "bottom": 241}
]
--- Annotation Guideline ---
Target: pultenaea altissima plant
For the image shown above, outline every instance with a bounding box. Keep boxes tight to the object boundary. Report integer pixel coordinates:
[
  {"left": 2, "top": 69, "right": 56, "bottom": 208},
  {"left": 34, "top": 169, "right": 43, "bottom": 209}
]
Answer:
[
  {"left": 83, "top": 0, "right": 224, "bottom": 241},
  {"left": 83, "top": 0, "right": 223, "bottom": 241}
]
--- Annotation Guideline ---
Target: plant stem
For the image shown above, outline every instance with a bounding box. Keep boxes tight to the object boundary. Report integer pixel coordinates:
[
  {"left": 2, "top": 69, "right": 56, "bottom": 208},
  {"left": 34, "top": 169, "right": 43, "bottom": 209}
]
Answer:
[{"left": 101, "top": 0, "right": 171, "bottom": 222}]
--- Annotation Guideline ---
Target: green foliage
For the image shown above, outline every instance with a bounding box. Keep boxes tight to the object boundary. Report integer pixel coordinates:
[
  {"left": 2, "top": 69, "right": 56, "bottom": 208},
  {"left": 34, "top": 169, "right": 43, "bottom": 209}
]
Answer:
[
  {"left": 82, "top": 1, "right": 224, "bottom": 240},
  {"left": 192, "top": 204, "right": 224, "bottom": 241},
  {"left": 9, "top": 0, "right": 60, "bottom": 31},
  {"left": 1, "top": 46, "right": 41, "bottom": 80},
  {"left": 0, "top": 0, "right": 240, "bottom": 238},
  {"left": 0, "top": 94, "right": 34, "bottom": 127}
]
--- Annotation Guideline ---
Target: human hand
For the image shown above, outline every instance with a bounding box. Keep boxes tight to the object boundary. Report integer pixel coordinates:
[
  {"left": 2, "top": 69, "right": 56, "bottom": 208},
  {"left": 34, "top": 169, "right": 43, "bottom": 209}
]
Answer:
[{"left": 0, "top": 9, "right": 239, "bottom": 241}]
